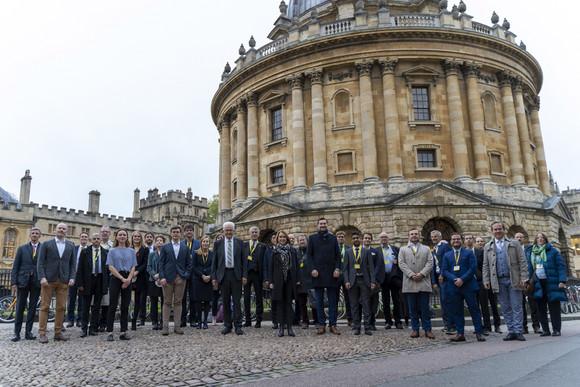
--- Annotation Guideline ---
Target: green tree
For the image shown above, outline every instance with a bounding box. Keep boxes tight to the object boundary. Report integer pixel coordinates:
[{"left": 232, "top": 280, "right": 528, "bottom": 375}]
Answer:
[{"left": 207, "top": 194, "right": 219, "bottom": 224}]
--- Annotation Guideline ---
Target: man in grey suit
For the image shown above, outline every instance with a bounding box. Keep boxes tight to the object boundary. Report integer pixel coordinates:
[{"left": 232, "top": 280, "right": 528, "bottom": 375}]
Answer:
[
  {"left": 211, "top": 221, "right": 246, "bottom": 335},
  {"left": 10, "top": 227, "right": 42, "bottom": 341},
  {"left": 344, "top": 232, "right": 376, "bottom": 335},
  {"left": 37, "top": 223, "right": 76, "bottom": 343}
]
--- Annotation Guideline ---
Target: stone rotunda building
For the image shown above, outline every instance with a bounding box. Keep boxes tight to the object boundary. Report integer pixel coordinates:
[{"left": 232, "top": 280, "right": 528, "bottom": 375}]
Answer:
[{"left": 211, "top": 0, "right": 575, "bottom": 275}]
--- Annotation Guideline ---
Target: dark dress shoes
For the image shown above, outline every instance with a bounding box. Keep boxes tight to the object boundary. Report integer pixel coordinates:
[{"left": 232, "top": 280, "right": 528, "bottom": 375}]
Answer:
[
  {"left": 39, "top": 335, "right": 48, "bottom": 344},
  {"left": 107, "top": 334, "right": 114, "bottom": 341},
  {"left": 534, "top": 327, "right": 542, "bottom": 334},
  {"left": 425, "top": 331, "right": 435, "bottom": 339},
  {"left": 25, "top": 332, "right": 36, "bottom": 340},
  {"left": 482, "top": 329, "right": 490, "bottom": 336},
  {"left": 11, "top": 334, "right": 20, "bottom": 342},
  {"left": 516, "top": 333, "right": 526, "bottom": 341},
  {"left": 288, "top": 327, "right": 295, "bottom": 337},
  {"left": 365, "top": 329, "right": 372, "bottom": 336},
  {"left": 243, "top": 322, "right": 252, "bottom": 327},
  {"left": 203, "top": 322, "right": 208, "bottom": 329},
  {"left": 89, "top": 330, "right": 98, "bottom": 336},
  {"left": 278, "top": 327, "right": 284, "bottom": 337},
  {"left": 495, "top": 326, "right": 503, "bottom": 334},
  {"left": 98, "top": 326, "right": 106, "bottom": 332},
  {"left": 395, "top": 323, "right": 403, "bottom": 329},
  {"left": 54, "top": 333, "right": 69, "bottom": 341},
  {"left": 119, "top": 333, "right": 131, "bottom": 340},
  {"left": 354, "top": 328, "right": 361, "bottom": 335},
  {"left": 221, "top": 327, "right": 232, "bottom": 335},
  {"left": 384, "top": 323, "right": 392, "bottom": 329},
  {"left": 370, "top": 325, "right": 377, "bottom": 331},
  {"left": 254, "top": 321, "right": 261, "bottom": 328},
  {"left": 523, "top": 327, "right": 529, "bottom": 334},
  {"left": 476, "top": 334, "right": 486, "bottom": 342},
  {"left": 446, "top": 327, "right": 457, "bottom": 335},
  {"left": 552, "top": 331, "right": 561, "bottom": 336},
  {"left": 235, "top": 327, "right": 244, "bottom": 336},
  {"left": 272, "top": 323, "right": 279, "bottom": 329},
  {"left": 76, "top": 321, "right": 82, "bottom": 328},
  {"left": 66, "top": 321, "right": 74, "bottom": 328},
  {"left": 197, "top": 322, "right": 202, "bottom": 329},
  {"left": 503, "top": 333, "right": 517, "bottom": 341},
  {"left": 449, "top": 334, "right": 466, "bottom": 342},
  {"left": 80, "top": 330, "right": 88, "bottom": 338},
  {"left": 540, "top": 331, "right": 551, "bottom": 337},
  {"left": 137, "top": 320, "right": 145, "bottom": 327}
]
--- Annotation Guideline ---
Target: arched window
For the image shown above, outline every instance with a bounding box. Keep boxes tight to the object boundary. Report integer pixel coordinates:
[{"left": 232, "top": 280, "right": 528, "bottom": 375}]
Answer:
[
  {"left": 482, "top": 92, "right": 499, "bottom": 130},
  {"left": 2, "top": 228, "right": 18, "bottom": 258},
  {"left": 332, "top": 89, "right": 355, "bottom": 130}
]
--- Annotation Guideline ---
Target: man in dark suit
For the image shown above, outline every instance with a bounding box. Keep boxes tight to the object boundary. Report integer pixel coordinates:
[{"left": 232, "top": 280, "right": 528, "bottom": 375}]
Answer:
[
  {"left": 308, "top": 217, "right": 341, "bottom": 335},
  {"left": 37, "top": 223, "right": 76, "bottom": 343},
  {"left": 344, "top": 232, "right": 376, "bottom": 335},
  {"left": 362, "top": 233, "right": 380, "bottom": 330},
  {"left": 159, "top": 226, "right": 193, "bottom": 336},
  {"left": 212, "top": 221, "right": 246, "bottom": 335},
  {"left": 442, "top": 233, "right": 485, "bottom": 342},
  {"left": 181, "top": 224, "right": 200, "bottom": 328},
  {"left": 376, "top": 232, "right": 403, "bottom": 329},
  {"left": 242, "top": 226, "right": 266, "bottom": 328},
  {"left": 431, "top": 230, "right": 456, "bottom": 335},
  {"left": 75, "top": 233, "right": 109, "bottom": 337},
  {"left": 67, "top": 231, "right": 89, "bottom": 328},
  {"left": 10, "top": 227, "right": 42, "bottom": 341},
  {"left": 336, "top": 231, "right": 353, "bottom": 327}
]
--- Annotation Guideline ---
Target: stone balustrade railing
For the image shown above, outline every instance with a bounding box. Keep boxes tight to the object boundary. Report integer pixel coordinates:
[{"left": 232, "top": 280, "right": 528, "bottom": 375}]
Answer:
[
  {"left": 257, "top": 37, "right": 289, "bottom": 60},
  {"left": 392, "top": 13, "right": 440, "bottom": 27},
  {"left": 472, "top": 21, "right": 492, "bottom": 35},
  {"left": 323, "top": 19, "right": 353, "bottom": 36}
]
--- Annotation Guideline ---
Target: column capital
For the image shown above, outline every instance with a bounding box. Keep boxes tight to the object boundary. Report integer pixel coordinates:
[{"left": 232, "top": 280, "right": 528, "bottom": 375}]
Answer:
[
  {"left": 218, "top": 114, "right": 231, "bottom": 133},
  {"left": 355, "top": 59, "right": 374, "bottom": 78},
  {"left": 234, "top": 98, "right": 247, "bottom": 115},
  {"left": 378, "top": 57, "right": 398, "bottom": 75},
  {"left": 462, "top": 61, "right": 482, "bottom": 78},
  {"left": 511, "top": 75, "right": 523, "bottom": 93},
  {"left": 306, "top": 68, "right": 324, "bottom": 85},
  {"left": 497, "top": 70, "right": 515, "bottom": 87},
  {"left": 531, "top": 95, "right": 540, "bottom": 111},
  {"left": 286, "top": 73, "right": 304, "bottom": 89},
  {"left": 442, "top": 58, "right": 462, "bottom": 77},
  {"left": 246, "top": 92, "right": 258, "bottom": 107}
]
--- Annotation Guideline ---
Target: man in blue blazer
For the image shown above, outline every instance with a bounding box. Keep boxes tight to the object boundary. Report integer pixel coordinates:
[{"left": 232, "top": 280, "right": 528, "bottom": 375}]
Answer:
[
  {"left": 211, "top": 221, "right": 246, "bottom": 335},
  {"left": 431, "top": 230, "right": 456, "bottom": 335},
  {"left": 442, "top": 233, "right": 485, "bottom": 342},
  {"left": 10, "top": 227, "right": 42, "bottom": 341},
  {"left": 159, "top": 226, "right": 193, "bottom": 336}
]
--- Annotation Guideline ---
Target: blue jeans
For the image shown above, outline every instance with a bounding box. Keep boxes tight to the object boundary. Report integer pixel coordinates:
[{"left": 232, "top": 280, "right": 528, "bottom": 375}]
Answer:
[
  {"left": 407, "top": 292, "right": 431, "bottom": 332},
  {"left": 497, "top": 276, "right": 523, "bottom": 333},
  {"left": 67, "top": 284, "right": 82, "bottom": 322},
  {"left": 315, "top": 287, "right": 337, "bottom": 327}
]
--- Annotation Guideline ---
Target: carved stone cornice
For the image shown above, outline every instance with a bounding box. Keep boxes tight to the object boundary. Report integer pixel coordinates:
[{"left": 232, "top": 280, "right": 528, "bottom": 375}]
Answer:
[
  {"left": 441, "top": 58, "right": 462, "bottom": 77},
  {"left": 306, "top": 68, "right": 324, "bottom": 85},
  {"left": 286, "top": 73, "right": 304, "bottom": 90},
  {"left": 531, "top": 95, "right": 540, "bottom": 111},
  {"left": 246, "top": 92, "right": 258, "bottom": 108},
  {"left": 497, "top": 70, "right": 515, "bottom": 87},
  {"left": 378, "top": 57, "right": 399, "bottom": 75},
  {"left": 511, "top": 75, "right": 523, "bottom": 93},
  {"left": 462, "top": 61, "right": 481, "bottom": 78},
  {"left": 355, "top": 60, "right": 374, "bottom": 78}
]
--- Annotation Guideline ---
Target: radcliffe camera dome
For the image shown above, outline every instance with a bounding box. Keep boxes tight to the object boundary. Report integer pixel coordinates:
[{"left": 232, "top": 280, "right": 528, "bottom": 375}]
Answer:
[{"left": 286, "top": 0, "right": 330, "bottom": 17}]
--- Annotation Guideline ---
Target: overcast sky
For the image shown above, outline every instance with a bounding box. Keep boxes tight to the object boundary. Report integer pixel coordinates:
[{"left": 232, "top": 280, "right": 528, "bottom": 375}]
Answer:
[{"left": 1, "top": 0, "right": 578, "bottom": 217}]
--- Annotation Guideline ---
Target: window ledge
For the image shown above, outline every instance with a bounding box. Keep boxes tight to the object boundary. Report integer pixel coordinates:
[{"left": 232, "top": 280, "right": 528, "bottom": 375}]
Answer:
[
  {"left": 264, "top": 137, "right": 287, "bottom": 152},
  {"left": 491, "top": 171, "right": 507, "bottom": 177},
  {"left": 409, "top": 121, "right": 441, "bottom": 130},
  {"left": 335, "top": 170, "right": 357, "bottom": 176},
  {"left": 332, "top": 124, "right": 355, "bottom": 132},
  {"left": 415, "top": 167, "right": 443, "bottom": 172},
  {"left": 267, "top": 182, "right": 286, "bottom": 189},
  {"left": 485, "top": 126, "right": 501, "bottom": 133}
]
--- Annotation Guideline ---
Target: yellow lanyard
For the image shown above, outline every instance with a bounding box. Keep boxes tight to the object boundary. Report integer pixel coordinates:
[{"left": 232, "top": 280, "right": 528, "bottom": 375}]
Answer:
[
  {"left": 32, "top": 244, "right": 37, "bottom": 259},
  {"left": 411, "top": 245, "right": 417, "bottom": 256},
  {"left": 341, "top": 245, "right": 345, "bottom": 258},
  {"left": 355, "top": 248, "right": 361, "bottom": 262},
  {"left": 93, "top": 248, "right": 100, "bottom": 264},
  {"left": 382, "top": 247, "right": 390, "bottom": 262},
  {"left": 454, "top": 250, "right": 460, "bottom": 265},
  {"left": 202, "top": 252, "right": 208, "bottom": 265},
  {"left": 249, "top": 241, "right": 257, "bottom": 255}
]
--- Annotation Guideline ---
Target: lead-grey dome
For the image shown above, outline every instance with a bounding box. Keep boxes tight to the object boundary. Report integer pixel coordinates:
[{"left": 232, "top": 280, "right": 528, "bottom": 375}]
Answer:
[{"left": 286, "top": 0, "right": 331, "bottom": 17}]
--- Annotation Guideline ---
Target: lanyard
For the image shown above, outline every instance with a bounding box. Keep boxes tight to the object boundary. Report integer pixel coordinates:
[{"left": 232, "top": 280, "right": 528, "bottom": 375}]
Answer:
[
  {"left": 410, "top": 245, "right": 417, "bottom": 256},
  {"left": 454, "top": 250, "right": 460, "bottom": 265},
  {"left": 382, "top": 246, "right": 390, "bottom": 262},
  {"left": 249, "top": 241, "right": 257, "bottom": 255},
  {"left": 340, "top": 245, "right": 345, "bottom": 257},
  {"left": 202, "top": 252, "right": 208, "bottom": 265},
  {"left": 93, "top": 248, "right": 100, "bottom": 264}
]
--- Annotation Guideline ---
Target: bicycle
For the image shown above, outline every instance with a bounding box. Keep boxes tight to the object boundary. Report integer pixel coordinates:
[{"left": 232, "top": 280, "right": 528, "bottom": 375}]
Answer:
[{"left": 0, "top": 294, "right": 56, "bottom": 323}]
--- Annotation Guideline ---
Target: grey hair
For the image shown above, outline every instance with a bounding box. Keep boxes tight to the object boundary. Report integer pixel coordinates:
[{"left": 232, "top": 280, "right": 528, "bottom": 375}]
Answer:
[
  {"left": 30, "top": 227, "right": 42, "bottom": 235},
  {"left": 298, "top": 233, "right": 307, "bottom": 239},
  {"left": 223, "top": 221, "right": 235, "bottom": 231},
  {"left": 430, "top": 230, "right": 442, "bottom": 237},
  {"left": 91, "top": 233, "right": 101, "bottom": 238},
  {"left": 249, "top": 226, "right": 260, "bottom": 233}
]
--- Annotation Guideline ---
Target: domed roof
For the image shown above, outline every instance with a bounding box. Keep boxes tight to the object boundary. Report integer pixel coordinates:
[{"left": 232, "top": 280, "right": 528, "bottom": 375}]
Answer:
[{"left": 286, "top": 0, "right": 330, "bottom": 17}]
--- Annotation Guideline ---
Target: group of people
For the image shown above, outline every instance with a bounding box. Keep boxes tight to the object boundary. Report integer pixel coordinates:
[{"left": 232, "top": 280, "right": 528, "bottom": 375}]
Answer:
[{"left": 9, "top": 218, "right": 568, "bottom": 343}]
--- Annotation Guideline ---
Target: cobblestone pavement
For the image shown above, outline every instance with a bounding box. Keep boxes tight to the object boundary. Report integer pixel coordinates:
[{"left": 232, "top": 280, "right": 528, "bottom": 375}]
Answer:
[{"left": 0, "top": 321, "right": 505, "bottom": 386}]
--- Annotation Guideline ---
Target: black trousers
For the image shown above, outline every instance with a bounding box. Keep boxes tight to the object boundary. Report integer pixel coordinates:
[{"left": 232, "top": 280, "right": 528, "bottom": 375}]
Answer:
[
  {"left": 107, "top": 273, "right": 131, "bottom": 333},
  {"left": 132, "top": 283, "right": 148, "bottom": 325},
  {"left": 523, "top": 292, "right": 540, "bottom": 330},
  {"left": 275, "top": 279, "right": 294, "bottom": 326},
  {"left": 244, "top": 270, "right": 263, "bottom": 322},
  {"left": 337, "top": 275, "right": 353, "bottom": 322},
  {"left": 349, "top": 277, "right": 372, "bottom": 330},
  {"left": 181, "top": 279, "right": 197, "bottom": 325},
  {"left": 14, "top": 284, "right": 41, "bottom": 335},
  {"left": 381, "top": 279, "right": 402, "bottom": 325},
  {"left": 220, "top": 269, "right": 242, "bottom": 329},
  {"left": 477, "top": 285, "right": 502, "bottom": 329},
  {"left": 81, "top": 275, "right": 103, "bottom": 331},
  {"left": 536, "top": 279, "right": 562, "bottom": 333}
]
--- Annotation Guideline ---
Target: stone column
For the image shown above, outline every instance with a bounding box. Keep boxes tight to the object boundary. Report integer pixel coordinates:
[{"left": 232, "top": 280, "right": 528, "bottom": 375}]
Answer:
[
  {"left": 378, "top": 58, "right": 404, "bottom": 181},
  {"left": 442, "top": 59, "right": 470, "bottom": 181},
  {"left": 463, "top": 62, "right": 490, "bottom": 181},
  {"left": 218, "top": 115, "right": 232, "bottom": 210},
  {"left": 307, "top": 68, "right": 328, "bottom": 187},
  {"left": 246, "top": 92, "right": 259, "bottom": 199},
  {"left": 512, "top": 77, "right": 537, "bottom": 187},
  {"left": 287, "top": 73, "right": 307, "bottom": 190},
  {"left": 530, "top": 97, "right": 551, "bottom": 195},
  {"left": 498, "top": 71, "right": 525, "bottom": 185},
  {"left": 235, "top": 100, "right": 248, "bottom": 202},
  {"left": 355, "top": 60, "right": 379, "bottom": 182}
]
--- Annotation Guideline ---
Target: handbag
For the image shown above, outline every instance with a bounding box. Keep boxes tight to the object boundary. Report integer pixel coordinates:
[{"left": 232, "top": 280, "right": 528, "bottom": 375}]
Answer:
[{"left": 525, "top": 270, "right": 536, "bottom": 297}]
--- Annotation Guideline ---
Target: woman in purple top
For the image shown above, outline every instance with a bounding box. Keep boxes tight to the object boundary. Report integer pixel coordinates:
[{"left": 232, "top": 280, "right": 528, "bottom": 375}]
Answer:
[{"left": 106, "top": 229, "right": 137, "bottom": 341}]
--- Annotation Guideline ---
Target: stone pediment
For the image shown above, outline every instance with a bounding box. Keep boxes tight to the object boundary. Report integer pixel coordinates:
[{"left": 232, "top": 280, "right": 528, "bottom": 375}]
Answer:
[
  {"left": 258, "top": 90, "right": 287, "bottom": 107},
  {"left": 389, "top": 181, "right": 490, "bottom": 206},
  {"left": 545, "top": 196, "right": 574, "bottom": 223},
  {"left": 402, "top": 65, "right": 441, "bottom": 84},
  {"left": 233, "top": 197, "right": 300, "bottom": 223}
]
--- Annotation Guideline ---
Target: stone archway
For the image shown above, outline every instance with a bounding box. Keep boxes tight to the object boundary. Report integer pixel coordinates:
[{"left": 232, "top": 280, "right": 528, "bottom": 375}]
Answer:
[
  {"left": 260, "top": 229, "right": 277, "bottom": 245},
  {"left": 334, "top": 225, "right": 361, "bottom": 244},
  {"left": 422, "top": 218, "right": 458, "bottom": 247},
  {"left": 507, "top": 225, "right": 528, "bottom": 243}
]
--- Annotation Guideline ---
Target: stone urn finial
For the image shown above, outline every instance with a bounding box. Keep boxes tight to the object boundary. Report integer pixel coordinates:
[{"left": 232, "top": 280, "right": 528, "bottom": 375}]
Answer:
[
  {"left": 439, "top": 0, "right": 448, "bottom": 10},
  {"left": 239, "top": 44, "right": 246, "bottom": 56},
  {"left": 223, "top": 62, "right": 231, "bottom": 74},
  {"left": 502, "top": 18, "right": 510, "bottom": 30},
  {"left": 519, "top": 41, "right": 526, "bottom": 50},
  {"left": 279, "top": 0, "right": 287, "bottom": 15},
  {"left": 458, "top": 0, "right": 466, "bottom": 13},
  {"left": 379, "top": 0, "right": 387, "bottom": 9},
  {"left": 452, "top": 4, "right": 459, "bottom": 17},
  {"left": 249, "top": 36, "right": 256, "bottom": 48},
  {"left": 491, "top": 11, "right": 499, "bottom": 24},
  {"left": 356, "top": 0, "right": 365, "bottom": 12}
]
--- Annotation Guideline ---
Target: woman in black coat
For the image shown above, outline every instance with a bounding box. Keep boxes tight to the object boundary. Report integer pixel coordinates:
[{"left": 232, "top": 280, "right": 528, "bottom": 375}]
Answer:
[
  {"left": 192, "top": 236, "right": 214, "bottom": 329},
  {"left": 130, "top": 231, "right": 149, "bottom": 330},
  {"left": 269, "top": 230, "right": 301, "bottom": 337}
]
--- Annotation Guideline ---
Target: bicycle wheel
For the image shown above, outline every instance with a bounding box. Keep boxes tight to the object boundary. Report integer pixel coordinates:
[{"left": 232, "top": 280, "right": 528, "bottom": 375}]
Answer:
[
  {"left": 0, "top": 295, "right": 17, "bottom": 323},
  {"left": 241, "top": 291, "right": 257, "bottom": 323},
  {"left": 561, "top": 301, "right": 568, "bottom": 314}
]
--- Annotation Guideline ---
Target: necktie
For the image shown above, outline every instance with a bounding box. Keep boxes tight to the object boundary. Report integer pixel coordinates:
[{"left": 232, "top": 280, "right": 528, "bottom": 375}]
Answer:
[
  {"left": 227, "top": 240, "right": 233, "bottom": 267},
  {"left": 455, "top": 250, "right": 459, "bottom": 261},
  {"left": 31, "top": 244, "right": 36, "bottom": 275},
  {"left": 355, "top": 248, "right": 359, "bottom": 262}
]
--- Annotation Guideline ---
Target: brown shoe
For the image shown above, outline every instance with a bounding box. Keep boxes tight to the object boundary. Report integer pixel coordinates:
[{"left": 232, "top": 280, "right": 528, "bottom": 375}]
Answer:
[
  {"left": 329, "top": 326, "right": 340, "bottom": 335},
  {"left": 410, "top": 330, "right": 420, "bottom": 338},
  {"left": 476, "top": 334, "right": 486, "bottom": 342},
  {"left": 174, "top": 326, "right": 184, "bottom": 335},
  {"left": 316, "top": 326, "right": 326, "bottom": 335},
  {"left": 449, "top": 334, "right": 465, "bottom": 342},
  {"left": 161, "top": 325, "right": 169, "bottom": 336},
  {"left": 425, "top": 331, "right": 435, "bottom": 339},
  {"left": 39, "top": 334, "right": 48, "bottom": 344},
  {"left": 54, "top": 332, "right": 69, "bottom": 341}
]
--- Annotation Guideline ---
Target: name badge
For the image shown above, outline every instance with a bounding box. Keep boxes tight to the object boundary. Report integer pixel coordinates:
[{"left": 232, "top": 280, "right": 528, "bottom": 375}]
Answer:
[
  {"left": 341, "top": 258, "right": 344, "bottom": 263},
  {"left": 453, "top": 265, "right": 460, "bottom": 271},
  {"left": 247, "top": 256, "right": 252, "bottom": 261},
  {"left": 385, "top": 260, "right": 390, "bottom": 265},
  {"left": 536, "top": 262, "right": 543, "bottom": 269},
  {"left": 300, "top": 263, "right": 304, "bottom": 268},
  {"left": 354, "top": 264, "right": 361, "bottom": 269}
]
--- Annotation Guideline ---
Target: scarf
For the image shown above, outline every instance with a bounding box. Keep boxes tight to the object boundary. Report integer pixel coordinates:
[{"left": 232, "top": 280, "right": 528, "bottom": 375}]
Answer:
[
  {"left": 531, "top": 244, "right": 547, "bottom": 267},
  {"left": 276, "top": 243, "right": 292, "bottom": 281}
]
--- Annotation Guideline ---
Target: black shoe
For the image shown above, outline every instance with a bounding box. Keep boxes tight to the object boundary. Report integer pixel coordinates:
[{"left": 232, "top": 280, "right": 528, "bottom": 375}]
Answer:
[
  {"left": 131, "top": 324, "right": 137, "bottom": 331},
  {"left": 243, "top": 322, "right": 252, "bottom": 327},
  {"left": 272, "top": 323, "right": 279, "bottom": 329},
  {"left": 384, "top": 323, "right": 392, "bottom": 329},
  {"left": 137, "top": 320, "right": 145, "bottom": 327},
  {"left": 365, "top": 329, "right": 372, "bottom": 336},
  {"left": 89, "top": 330, "right": 98, "bottom": 336},
  {"left": 523, "top": 327, "right": 529, "bottom": 334},
  {"left": 354, "top": 328, "right": 361, "bottom": 335},
  {"left": 107, "top": 334, "right": 114, "bottom": 341},
  {"left": 80, "top": 330, "right": 87, "bottom": 338},
  {"left": 370, "top": 325, "right": 377, "bottom": 331},
  {"left": 552, "top": 331, "right": 561, "bottom": 336},
  {"left": 495, "top": 326, "right": 503, "bottom": 334},
  {"left": 66, "top": 321, "right": 74, "bottom": 328},
  {"left": 503, "top": 333, "right": 516, "bottom": 341},
  {"left": 446, "top": 327, "right": 457, "bottom": 335},
  {"left": 197, "top": 322, "right": 202, "bottom": 329},
  {"left": 76, "top": 321, "right": 81, "bottom": 328},
  {"left": 235, "top": 327, "right": 244, "bottom": 336},
  {"left": 119, "top": 333, "right": 131, "bottom": 340},
  {"left": 395, "top": 323, "right": 403, "bottom": 329},
  {"left": 278, "top": 326, "right": 284, "bottom": 337},
  {"left": 98, "top": 326, "right": 106, "bottom": 333},
  {"left": 221, "top": 327, "right": 232, "bottom": 335},
  {"left": 203, "top": 322, "right": 208, "bottom": 329},
  {"left": 180, "top": 322, "right": 186, "bottom": 328},
  {"left": 255, "top": 321, "right": 261, "bottom": 328},
  {"left": 482, "top": 329, "right": 490, "bottom": 336},
  {"left": 540, "top": 331, "right": 551, "bottom": 336},
  {"left": 11, "top": 334, "right": 20, "bottom": 342},
  {"left": 288, "top": 327, "right": 295, "bottom": 337},
  {"left": 25, "top": 332, "right": 36, "bottom": 340},
  {"left": 516, "top": 333, "right": 526, "bottom": 341}
]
